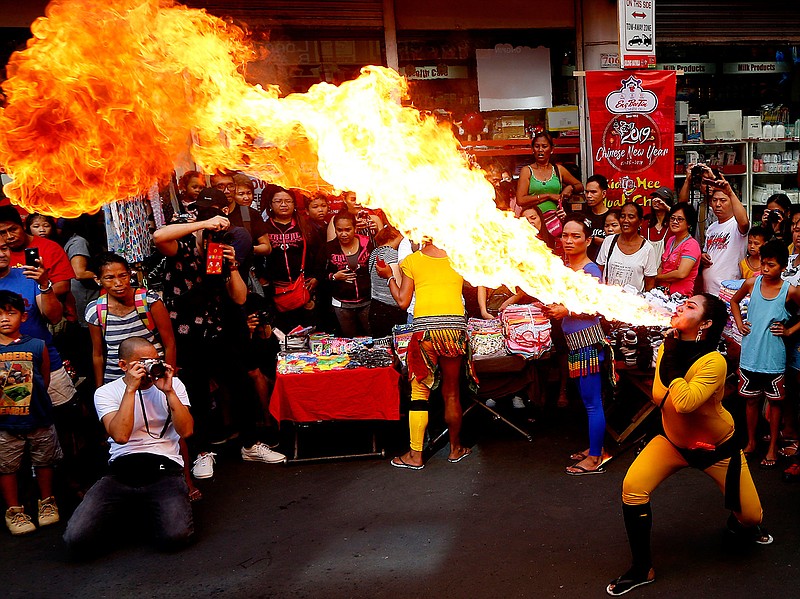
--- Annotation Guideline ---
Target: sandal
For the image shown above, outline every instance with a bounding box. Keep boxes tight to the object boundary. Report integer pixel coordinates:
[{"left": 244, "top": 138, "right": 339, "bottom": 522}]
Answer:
[
  {"left": 188, "top": 488, "right": 203, "bottom": 503},
  {"left": 569, "top": 451, "right": 587, "bottom": 461},
  {"left": 727, "top": 514, "right": 774, "bottom": 545},
  {"left": 606, "top": 568, "right": 655, "bottom": 596},
  {"left": 780, "top": 442, "right": 799, "bottom": 458},
  {"left": 760, "top": 458, "right": 779, "bottom": 470}
]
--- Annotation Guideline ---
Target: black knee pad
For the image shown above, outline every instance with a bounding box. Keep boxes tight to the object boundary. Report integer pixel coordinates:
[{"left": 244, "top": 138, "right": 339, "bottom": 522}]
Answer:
[{"left": 409, "top": 400, "right": 429, "bottom": 412}]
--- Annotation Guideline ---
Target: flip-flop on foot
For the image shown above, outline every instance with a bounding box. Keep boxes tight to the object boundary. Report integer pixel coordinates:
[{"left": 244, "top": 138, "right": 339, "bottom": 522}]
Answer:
[
  {"left": 565, "top": 463, "right": 606, "bottom": 476},
  {"left": 391, "top": 456, "right": 424, "bottom": 470},
  {"left": 448, "top": 448, "right": 472, "bottom": 463}
]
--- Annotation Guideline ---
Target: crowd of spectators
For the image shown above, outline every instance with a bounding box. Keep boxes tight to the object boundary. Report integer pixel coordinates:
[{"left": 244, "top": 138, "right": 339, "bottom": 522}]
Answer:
[{"left": 0, "top": 153, "right": 799, "bottom": 557}]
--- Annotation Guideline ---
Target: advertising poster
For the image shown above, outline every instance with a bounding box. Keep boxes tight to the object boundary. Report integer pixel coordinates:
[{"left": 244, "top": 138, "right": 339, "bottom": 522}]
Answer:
[{"left": 586, "top": 71, "right": 676, "bottom": 209}]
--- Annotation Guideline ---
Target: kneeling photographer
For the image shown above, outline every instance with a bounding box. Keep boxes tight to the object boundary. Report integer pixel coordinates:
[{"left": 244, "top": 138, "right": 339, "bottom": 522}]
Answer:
[
  {"left": 63, "top": 337, "right": 194, "bottom": 556},
  {"left": 153, "top": 189, "right": 285, "bottom": 480}
]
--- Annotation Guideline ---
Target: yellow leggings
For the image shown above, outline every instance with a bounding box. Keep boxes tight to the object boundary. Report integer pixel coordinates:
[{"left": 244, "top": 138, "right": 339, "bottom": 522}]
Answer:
[
  {"left": 408, "top": 378, "right": 430, "bottom": 452},
  {"left": 622, "top": 435, "right": 763, "bottom": 527}
]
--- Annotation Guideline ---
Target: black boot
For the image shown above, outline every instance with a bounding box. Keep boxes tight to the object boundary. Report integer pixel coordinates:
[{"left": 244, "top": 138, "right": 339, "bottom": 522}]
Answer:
[{"left": 607, "top": 502, "right": 656, "bottom": 596}]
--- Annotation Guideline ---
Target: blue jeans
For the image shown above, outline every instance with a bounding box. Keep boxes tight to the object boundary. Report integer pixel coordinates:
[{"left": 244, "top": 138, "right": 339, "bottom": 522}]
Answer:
[{"left": 64, "top": 471, "right": 193, "bottom": 554}]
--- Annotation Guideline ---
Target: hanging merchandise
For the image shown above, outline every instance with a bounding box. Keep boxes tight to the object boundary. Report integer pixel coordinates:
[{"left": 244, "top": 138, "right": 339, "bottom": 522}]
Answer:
[
  {"left": 148, "top": 183, "right": 165, "bottom": 229},
  {"left": 103, "top": 196, "right": 151, "bottom": 264}
]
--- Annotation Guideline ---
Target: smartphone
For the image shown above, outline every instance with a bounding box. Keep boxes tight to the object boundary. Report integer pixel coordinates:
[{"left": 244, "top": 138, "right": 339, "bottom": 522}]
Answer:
[
  {"left": 357, "top": 210, "right": 369, "bottom": 221},
  {"left": 376, "top": 259, "right": 387, "bottom": 268},
  {"left": 205, "top": 242, "right": 224, "bottom": 275},
  {"left": 24, "top": 247, "right": 40, "bottom": 268}
]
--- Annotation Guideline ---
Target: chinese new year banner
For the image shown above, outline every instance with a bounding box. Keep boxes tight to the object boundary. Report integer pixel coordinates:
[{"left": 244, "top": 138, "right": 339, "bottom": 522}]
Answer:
[{"left": 586, "top": 71, "right": 675, "bottom": 208}]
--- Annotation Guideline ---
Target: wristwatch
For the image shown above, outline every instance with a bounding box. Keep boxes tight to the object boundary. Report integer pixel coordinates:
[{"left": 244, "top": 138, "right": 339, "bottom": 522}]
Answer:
[{"left": 38, "top": 280, "right": 53, "bottom": 293}]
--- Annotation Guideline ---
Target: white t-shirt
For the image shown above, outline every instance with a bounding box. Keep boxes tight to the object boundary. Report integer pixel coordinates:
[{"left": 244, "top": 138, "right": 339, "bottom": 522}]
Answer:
[
  {"left": 703, "top": 217, "right": 748, "bottom": 295},
  {"left": 95, "top": 377, "right": 190, "bottom": 466},
  {"left": 597, "top": 235, "right": 659, "bottom": 292}
]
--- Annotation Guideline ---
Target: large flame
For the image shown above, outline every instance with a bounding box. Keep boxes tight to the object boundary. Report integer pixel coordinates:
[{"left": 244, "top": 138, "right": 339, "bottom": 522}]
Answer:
[{"left": 0, "top": 0, "right": 668, "bottom": 325}]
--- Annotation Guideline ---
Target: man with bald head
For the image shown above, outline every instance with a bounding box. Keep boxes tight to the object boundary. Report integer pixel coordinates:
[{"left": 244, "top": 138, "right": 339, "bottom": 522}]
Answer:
[{"left": 64, "top": 338, "right": 194, "bottom": 556}]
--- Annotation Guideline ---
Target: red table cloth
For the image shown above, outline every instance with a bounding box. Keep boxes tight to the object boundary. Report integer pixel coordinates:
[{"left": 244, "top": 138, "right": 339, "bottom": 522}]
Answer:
[{"left": 269, "top": 366, "right": 401, "bottom": 422}]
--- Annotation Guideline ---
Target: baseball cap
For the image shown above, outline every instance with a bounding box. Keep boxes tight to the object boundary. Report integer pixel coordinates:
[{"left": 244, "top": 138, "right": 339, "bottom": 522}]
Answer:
[
  {"left": 649, "top": 186, "right": 675, "bottom": 206},
  {"left": 195, "top": 187, "right": 228, "bottom": 220}
]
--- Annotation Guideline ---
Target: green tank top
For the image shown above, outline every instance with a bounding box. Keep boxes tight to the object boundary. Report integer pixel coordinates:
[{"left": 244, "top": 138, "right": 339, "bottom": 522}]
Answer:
[{"left": 527, "top": 165, "right": 561, "bottom": 212}]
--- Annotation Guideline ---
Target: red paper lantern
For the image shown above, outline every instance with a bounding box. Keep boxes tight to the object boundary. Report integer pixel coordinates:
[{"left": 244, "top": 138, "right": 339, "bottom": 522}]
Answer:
[{"left": 462, "top": 112, "right": 485, "bottom": 136}]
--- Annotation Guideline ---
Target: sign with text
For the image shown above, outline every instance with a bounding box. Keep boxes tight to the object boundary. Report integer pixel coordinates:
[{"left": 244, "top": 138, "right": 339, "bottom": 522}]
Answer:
[
  {"left": 657, "top": 62, "right": 717, "bottom": 75},
  {"left": 722, "top": 61, "right": 791, "bottom": 75},
  {"left": 404, "top": 65, "right": 469, "bottom": 80},
  {"left": 618, "top": 0, "right": 656, "bottom": 69},
  {"left": 586, "top": 71, "right": 676, "bottom": 209}
]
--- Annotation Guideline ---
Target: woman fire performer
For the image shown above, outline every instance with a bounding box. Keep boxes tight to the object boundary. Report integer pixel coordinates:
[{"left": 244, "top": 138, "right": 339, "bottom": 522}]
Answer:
[
  {"left": 607, "top": 294, "right": 772, "bottom": 597},
  {"left": 376, "top": 240, "right": 475, "bottom": 469}
]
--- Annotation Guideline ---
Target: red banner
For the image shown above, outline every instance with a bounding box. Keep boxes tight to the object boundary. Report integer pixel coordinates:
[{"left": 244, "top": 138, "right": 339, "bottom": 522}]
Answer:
[{"left": 586, "top": 71, "right": 675, "bottom": 209}]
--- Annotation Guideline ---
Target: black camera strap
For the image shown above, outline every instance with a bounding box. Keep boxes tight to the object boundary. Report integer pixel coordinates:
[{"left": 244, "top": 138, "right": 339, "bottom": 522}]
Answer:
[{"left": 138, "top": 390, "right": 172, "bottom": 440}]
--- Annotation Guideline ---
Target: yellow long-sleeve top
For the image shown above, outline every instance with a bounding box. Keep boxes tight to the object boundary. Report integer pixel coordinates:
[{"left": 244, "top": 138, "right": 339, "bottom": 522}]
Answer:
[{"left": 652, "top": 344, "right": 735, "bottom": 449}]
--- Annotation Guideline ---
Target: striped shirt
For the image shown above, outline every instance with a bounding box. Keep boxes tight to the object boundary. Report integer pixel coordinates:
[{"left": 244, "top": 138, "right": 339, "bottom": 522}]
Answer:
[{"left": 85, "top": 291, "right": 164, "bottom": 383}]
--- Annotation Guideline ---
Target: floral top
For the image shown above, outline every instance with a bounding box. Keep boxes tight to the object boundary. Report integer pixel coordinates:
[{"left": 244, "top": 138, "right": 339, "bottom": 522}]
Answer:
[{"left": 161, "top": 235, "right": 230, "bottom": 341}]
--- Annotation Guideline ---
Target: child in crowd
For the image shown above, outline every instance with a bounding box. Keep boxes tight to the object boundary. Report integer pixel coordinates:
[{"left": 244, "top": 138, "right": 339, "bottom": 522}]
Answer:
[
  {"left": 175, "top": 170, "right": 205, "bottom": 219},
  {"left": 306, "top": 193, "right": 330, "bottom": 244},
  {"left": 731, "top": 240, "right": 800, "bottom": 468},
  {"left": 740, "top": 226, "right": 768, "bottom": 279},
  {"left": 0, "top": 290, "right": 61, "bottom": 535},
  {"left": 25, "top": 214, "right": 57, "bottom": 240},
  {"left": 603, "top": 209, "right": 621, "bottom": 237}
]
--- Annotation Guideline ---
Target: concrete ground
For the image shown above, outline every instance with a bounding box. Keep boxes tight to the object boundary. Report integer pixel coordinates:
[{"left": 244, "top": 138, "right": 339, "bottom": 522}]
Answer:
[{"left": 4, "top": 403, "right": 800, "bottom": 599}]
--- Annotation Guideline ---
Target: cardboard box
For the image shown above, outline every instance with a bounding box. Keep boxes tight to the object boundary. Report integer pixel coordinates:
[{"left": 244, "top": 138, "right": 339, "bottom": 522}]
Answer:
[
  {"left": 546, "top": 106, "right": 579, "bottom": 131},
  {"left": 705, "top": 110, "right": 743, "bottom": 140},
  {"left": 743, "top": 116, "right": 761, "bottom": 139}
]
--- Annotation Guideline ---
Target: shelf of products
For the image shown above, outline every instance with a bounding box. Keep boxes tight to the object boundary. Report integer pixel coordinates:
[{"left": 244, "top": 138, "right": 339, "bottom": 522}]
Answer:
[{"left": 461, "top": 137, "right": 580, "bottom": 158}]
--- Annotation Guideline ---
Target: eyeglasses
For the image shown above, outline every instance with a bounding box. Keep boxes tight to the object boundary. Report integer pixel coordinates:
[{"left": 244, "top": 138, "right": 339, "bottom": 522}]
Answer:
[
  {"left": 669, "top": 216, "right": 686, "bottom": 223},
  {"left": 272, "top": 199, "right": 294, "bottom": 205},
  {"left": 214, "top": 183, "right": 235, "bottom": 191}
]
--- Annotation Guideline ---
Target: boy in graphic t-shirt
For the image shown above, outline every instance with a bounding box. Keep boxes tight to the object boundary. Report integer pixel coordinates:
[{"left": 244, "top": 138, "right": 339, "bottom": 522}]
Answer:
[
  {"left": 700, "top": 172, "right": 750, "bottom": 295},
  {"left": 0, "top": 290, "right": 61, "bottom": 535}
]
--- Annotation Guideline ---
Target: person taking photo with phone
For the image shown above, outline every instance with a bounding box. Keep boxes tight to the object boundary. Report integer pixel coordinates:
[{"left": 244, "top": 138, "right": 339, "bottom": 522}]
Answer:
[{"left": 698, "top": 168, "right": 750, "bottom": 295}]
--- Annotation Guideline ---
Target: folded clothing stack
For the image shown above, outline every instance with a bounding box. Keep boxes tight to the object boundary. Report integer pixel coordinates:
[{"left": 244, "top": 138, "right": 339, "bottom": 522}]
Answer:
[
  {"left": 501, "top": 304, "right": 552, "bottom": 359},
  {"left": 467, "top": 317, "right": 507, "bottom": 357}
]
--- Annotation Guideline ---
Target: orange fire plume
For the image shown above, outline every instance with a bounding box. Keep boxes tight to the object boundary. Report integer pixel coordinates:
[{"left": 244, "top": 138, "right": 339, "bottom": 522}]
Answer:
[{"left": 0, "top": 0, "right": 668, "bottom": 325}]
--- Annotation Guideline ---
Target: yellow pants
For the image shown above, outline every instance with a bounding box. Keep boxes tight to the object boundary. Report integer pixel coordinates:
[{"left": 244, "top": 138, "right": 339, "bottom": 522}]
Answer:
[{"left": 622, "top": 435, "right": 763, "bottom": 527}]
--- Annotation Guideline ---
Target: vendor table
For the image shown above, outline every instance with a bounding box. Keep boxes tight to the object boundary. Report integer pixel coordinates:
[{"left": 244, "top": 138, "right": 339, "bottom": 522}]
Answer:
[{"left": 269, "top": 366, "right": 400, "bottom": 462}]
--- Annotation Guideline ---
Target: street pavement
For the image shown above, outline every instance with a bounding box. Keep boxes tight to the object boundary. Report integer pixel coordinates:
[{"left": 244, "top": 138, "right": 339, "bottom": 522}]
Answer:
[{"left": 3, "top": 404, "right": 799, "bottom": 599}]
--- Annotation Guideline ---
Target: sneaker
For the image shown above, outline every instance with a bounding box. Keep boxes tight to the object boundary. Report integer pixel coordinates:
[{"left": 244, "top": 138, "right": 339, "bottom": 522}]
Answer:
[
  {"left": 37, "top": 496, "right": 59, "bottom": 527},
  {"left": 511, "top": 395, "right": 526, "bottom": 409},
  {"left": 241, "top": 442, "right": 287, "bottom": 464},
  {"left": 192, "top": 452, "right": 216, "bottom": 479},
  {"left": 5, "top": 506, "right": 36, "bottom": 535},
  {"left": 485, "top": 398, "right": 497, "bottom": 408}
]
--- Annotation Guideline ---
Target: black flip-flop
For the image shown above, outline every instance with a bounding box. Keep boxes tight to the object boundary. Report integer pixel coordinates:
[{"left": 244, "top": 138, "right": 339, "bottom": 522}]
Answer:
[
  {"left": 391, "top": 457, "right": 424, "bottom": 470},
  {"left": 448, "top": 448, "right": 472, "bottom": 463},
  {"left": 565, "top": 463, "right": 606, "bottom": 476}
]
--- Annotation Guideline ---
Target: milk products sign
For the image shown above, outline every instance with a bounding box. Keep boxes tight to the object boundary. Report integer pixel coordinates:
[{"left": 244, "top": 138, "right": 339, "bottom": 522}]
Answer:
[
  {"left": 619, "top": 0, "right": 656, "bottom": 69},
  {"left": 587, "top": 72, "right": 676, "bottom": 208}
]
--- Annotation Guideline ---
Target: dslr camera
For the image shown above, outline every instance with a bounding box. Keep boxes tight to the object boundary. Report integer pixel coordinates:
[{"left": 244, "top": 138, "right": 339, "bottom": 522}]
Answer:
[{"left": 140, "top": 358, "right": 168, "bottom": 380}]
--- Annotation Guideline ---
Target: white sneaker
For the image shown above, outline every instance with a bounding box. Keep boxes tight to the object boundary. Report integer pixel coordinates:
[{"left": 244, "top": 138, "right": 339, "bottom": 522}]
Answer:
[
  {"left": 241, "top": 442, "right": 287, "bottom": 464},
  {"left": 5, "top": 506, "right": 35, "bottom": 535},
  {"left": 485, "top": 398, "right": 497, "bottom": 408},
  {"left": 192, "top": 452, "right": 216, "bottom": 479},
  {"left": 511, "top": 396, "right": 526, "bottom": 409},
  {"left": 37, "top": 496, "right": 60, "bottom": 527}
]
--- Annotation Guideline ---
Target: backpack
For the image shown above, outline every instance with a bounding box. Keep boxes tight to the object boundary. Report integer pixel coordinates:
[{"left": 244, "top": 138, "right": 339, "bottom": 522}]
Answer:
[{"left": 95, "top": 288, "right": 155, "bottom": 332}]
